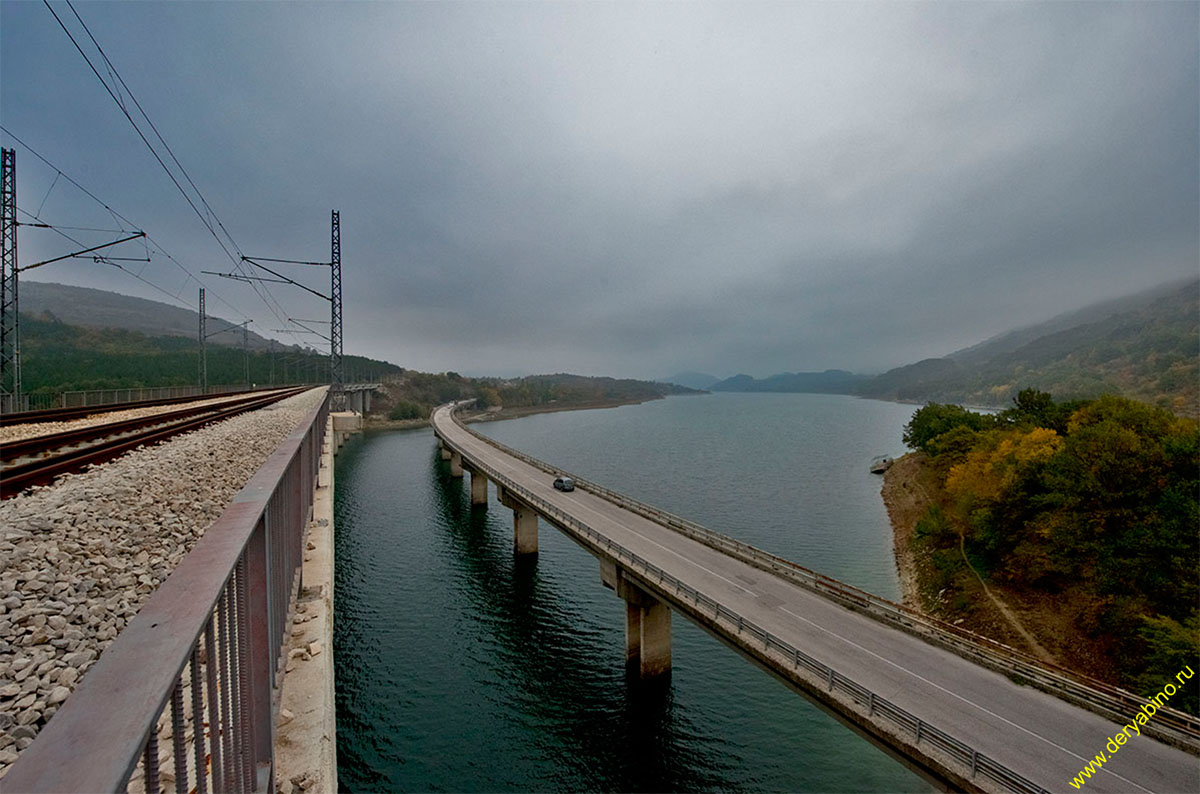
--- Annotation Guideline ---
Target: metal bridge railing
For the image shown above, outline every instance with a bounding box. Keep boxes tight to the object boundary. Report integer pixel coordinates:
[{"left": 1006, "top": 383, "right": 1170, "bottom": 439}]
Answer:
[
  {"left": 5, "top": 390, "right": 331, "bottom": 794},
  {"left": 0, "top": 383, "right": 323, "bottom": 415},
  {"left": 436, "top": 406, "right": 1048, "bottom": 794},
  {"left": 443, "top": 404, "right": 1200, "bottom": 752},
  {"left": 57, "top": 384, "right": 312, "bottom": 409}
]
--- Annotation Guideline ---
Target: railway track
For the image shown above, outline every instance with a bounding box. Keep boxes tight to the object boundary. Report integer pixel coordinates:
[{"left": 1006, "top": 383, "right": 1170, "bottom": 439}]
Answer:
[
  {"left": 0, "top": 386, "right": 300, "bottom": 427},
  {"left": 0, "top": 386, "right": 312, "bottom": 499}
]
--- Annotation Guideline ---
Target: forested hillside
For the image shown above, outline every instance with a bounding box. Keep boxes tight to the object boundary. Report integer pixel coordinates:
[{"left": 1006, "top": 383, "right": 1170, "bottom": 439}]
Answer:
[
  {"left": 710, "top": 279, "right": 1198, "bottom": 417},
  {"left": 860, "top": 280, "right": 1198, "bottom": 415},
  {"left": 21, "top": 281, "right": 280, "bottom": 349},
  {"left": 379, "top": 371, "right": 699, "bottom": 420},
  {"left": 901, "top": 391, "right": 1199, "bottom": 711},
  {"left": 18, "top": 315, "right": 399, "bottom": 394}
]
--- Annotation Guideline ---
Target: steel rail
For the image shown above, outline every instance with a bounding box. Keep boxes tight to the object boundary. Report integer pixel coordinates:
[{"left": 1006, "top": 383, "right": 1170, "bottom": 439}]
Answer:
[
  {"left": 1, "top": 387, "right": 310, "bottom": 498},
  {"left": 434, "top": 403, "right": 1048, "bottom": 794},
  {"left": 0, "top": 385, "right": 296, "bottom": 427},
  {"left": 1, "top": 387, "right": 307, "bottom": 462},
  {"left": 3, "top": 389, "right": 330, "bottom": 793}
]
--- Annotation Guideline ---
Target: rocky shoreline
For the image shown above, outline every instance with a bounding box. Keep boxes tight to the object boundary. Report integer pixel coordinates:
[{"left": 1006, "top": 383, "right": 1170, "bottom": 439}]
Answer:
[{"left": 879, "top": 453, "right": 929, "bottom": 609}]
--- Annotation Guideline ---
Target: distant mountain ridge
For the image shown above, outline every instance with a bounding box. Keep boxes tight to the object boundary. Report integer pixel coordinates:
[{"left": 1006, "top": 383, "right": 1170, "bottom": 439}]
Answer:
[
  {"left": 710, "top": 369, "right": 868, "bottom": 394},
  {"left": 659, "top": 371, "right": 720, "bottom": 390},
  {"left": 946, "top": 278, "right": 1195, "bottom": 367},
  {"left": 859, "top": 279, "right": 1198, "bottom": 415},
  {"left": 710, "top": 278, "right": 1199, "bottom": 417},
  {"left": 20, "top": 281, "right": 281, "bottom": 350}
]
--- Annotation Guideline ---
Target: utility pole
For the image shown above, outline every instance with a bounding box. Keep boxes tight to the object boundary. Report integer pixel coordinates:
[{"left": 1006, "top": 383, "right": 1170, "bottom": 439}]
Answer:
[
  {"left": 243, "top": 324, "right": 249, "bottom": 387},
  {"left": 330, "top": 209, "right": 344, "bottom": 409},
  {"left": 269, "top": 339, "right": 275, "bottom": 386},
  {"left": 1, "top": 149, "right": 19, "bottom": 413},
  {"left": 198, "top": 287, "right": 207, "bottom": 393}
]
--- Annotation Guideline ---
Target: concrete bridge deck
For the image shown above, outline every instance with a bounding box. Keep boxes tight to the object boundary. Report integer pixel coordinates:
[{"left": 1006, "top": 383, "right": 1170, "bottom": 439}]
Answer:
[{"left": 431, "top": 404, "right": 1198, "bottom": 794}]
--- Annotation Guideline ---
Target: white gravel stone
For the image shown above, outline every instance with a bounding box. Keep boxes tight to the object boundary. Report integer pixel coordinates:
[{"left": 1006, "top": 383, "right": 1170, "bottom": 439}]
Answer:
[
  {"left": 0, "top": 388, "right": 325, "bottom": 777},
  {"left": 0, "top": 391, "right": 292, "bottom": 445}
]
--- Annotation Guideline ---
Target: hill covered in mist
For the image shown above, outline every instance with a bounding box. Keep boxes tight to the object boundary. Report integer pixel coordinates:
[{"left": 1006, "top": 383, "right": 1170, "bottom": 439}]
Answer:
[{"left": 712, "top": 278, "right": 1198, "bottom": 416}]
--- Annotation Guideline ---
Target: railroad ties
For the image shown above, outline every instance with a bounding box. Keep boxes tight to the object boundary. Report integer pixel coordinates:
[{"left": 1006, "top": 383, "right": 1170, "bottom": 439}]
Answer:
[{"left": 1, "top": 387, "right": 309, "bottom": 499}]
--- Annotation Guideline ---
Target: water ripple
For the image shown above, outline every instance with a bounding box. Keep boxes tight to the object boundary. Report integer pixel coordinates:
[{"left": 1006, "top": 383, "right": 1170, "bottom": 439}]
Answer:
[{"left": 335, "top": 400, "right": 931, "bottom": 792}]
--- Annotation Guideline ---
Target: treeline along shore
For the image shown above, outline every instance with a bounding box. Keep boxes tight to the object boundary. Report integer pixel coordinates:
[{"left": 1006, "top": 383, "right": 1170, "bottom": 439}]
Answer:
[
  {"left": 882, "top": 389, "right": 1199, "bottom": 714},
  {"left": 365, "top": 371, "right": 701, "bottom": 429}
]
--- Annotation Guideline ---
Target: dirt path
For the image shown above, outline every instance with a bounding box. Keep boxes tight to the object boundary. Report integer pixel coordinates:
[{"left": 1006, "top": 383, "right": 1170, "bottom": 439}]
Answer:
[
  {"left": 882, "top": 453, "right": 1059, "bottom": 663},
  {"left": 955, "top": 533, "right": 1058, "bottom": 664}
]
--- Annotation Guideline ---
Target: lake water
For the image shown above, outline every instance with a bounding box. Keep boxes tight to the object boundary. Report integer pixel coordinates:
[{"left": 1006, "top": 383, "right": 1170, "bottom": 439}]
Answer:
[{"left": 334, "top": 392, "right": 933, "bottom": 792}]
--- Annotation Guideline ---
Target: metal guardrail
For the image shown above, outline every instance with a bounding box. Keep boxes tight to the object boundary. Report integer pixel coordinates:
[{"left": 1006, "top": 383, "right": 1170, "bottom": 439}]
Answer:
[
  {"left": 60, "top": 384, "right": 243, "bottom": 408},
  {"left": 5, "top": 389, "right": 331, "bottom": 793},
  {"left": 0, "top": 384, "right": 321, "bottom": 416},
  {"left": 434, "top": 404, "right": 1048, "bottom": 794},
  {"left": 445, "top": 406, "right": 1200, "bottom": 751},
  {"left": 0, "top": 392, "right": 42, "bottom": 413}
]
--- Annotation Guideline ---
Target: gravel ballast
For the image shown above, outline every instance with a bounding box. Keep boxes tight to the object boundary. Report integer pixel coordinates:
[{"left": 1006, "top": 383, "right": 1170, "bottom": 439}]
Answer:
[
  {"left": 0, "top": 387, "right": 326, "bottom": 777},
  {"left": 0, "top": 389, "right": 299, "bottom": 445}
]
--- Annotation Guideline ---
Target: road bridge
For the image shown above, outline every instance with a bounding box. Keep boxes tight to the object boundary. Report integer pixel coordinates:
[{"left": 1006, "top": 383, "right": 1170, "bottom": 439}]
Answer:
[{"left": 432, "top": 402, "right": 1199, "bottom": 794}]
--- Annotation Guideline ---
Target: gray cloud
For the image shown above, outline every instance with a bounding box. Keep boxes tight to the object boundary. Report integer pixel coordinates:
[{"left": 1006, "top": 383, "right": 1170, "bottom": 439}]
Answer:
[{"left": 2, "top": 1, "right": 1195, "bottom": 379}]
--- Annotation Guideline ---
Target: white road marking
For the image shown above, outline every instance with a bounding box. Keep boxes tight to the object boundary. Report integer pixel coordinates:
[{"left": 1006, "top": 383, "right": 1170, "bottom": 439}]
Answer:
[
  {"left": 552, "top": 492, "right": 758, "bottom": 595},
  {"left": 440, "top": 417, "right": 1156, "bottom": 793},
  {"left": 777, "top": 606, "right": 1152, "bottom": 791}
]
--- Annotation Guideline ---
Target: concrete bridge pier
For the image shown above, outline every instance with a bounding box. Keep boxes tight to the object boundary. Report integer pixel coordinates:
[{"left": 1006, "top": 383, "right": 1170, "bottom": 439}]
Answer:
[
  {"left": 438, "top": 438, "right": 452, "bottom": 460},
  {"left": 449, "top": 450, "right": 463, "bottom": 478},
  {"left": 497, "top": 485, "right": 538, "bottom": 555},
  {"left": 601, "top": 560, "right": 671, "bottom": 678},
  {"left": 469, "top": 469, "right": 488, "bottom": 507}
]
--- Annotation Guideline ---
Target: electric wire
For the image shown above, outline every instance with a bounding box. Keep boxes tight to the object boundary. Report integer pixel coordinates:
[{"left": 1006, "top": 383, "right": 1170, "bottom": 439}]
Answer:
[
  {"left": 19, "top": 214, "right": 197, "bottom": 310},
  {"left": 10, "top": 173, "right": 307, "bottom": 349},
  {"left": 64, "top": 0, "right": 250, "bottom": 271},
  {"left": 41, "top": 1, "right": 305, "bottom": 338},
  {"left": 2, "top": 131, "right": 310, "bottom": 348},
  {"left": 0, "top": 125, "right": 138, "bottom": 232}
]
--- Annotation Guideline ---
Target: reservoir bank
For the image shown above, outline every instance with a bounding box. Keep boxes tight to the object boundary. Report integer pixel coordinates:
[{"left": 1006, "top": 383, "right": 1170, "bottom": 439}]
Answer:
[{"left": 335, "top": 392, "right": 929, "bottom": 791}]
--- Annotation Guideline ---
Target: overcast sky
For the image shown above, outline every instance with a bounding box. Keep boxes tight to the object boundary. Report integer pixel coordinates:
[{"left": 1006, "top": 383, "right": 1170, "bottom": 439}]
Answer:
[{"left": 2, "top": 2, "right": 1196, "bottom": 379}]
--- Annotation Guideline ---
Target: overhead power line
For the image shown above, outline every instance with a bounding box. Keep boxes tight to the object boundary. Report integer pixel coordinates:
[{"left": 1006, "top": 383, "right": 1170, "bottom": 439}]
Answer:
[
  {"left": 20, "top": 231, "right": 146, "bottom": 273},
  {"left": 0, "top": 125, "right": 138, "bottom": 233},
  {"left": 1, "top": 141, "right": 259, "bottom": 327},
  {"left": 0, "top": 127, "right": 309, "bottom": 348},
  {"left": 41, "top": 0, "right": 303, "bottom": 338},
  {"left": 64, "top": 0, "right": 243, "bottom": 261}
]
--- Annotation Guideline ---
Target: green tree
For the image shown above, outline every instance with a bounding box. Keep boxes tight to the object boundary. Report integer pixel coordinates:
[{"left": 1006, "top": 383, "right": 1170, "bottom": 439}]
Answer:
[
  {"left": 903, "top": 403, "right": 994, "bottom": 454},
  {"left": 388, "top": 401, "right": 424, "bottom": 420}
]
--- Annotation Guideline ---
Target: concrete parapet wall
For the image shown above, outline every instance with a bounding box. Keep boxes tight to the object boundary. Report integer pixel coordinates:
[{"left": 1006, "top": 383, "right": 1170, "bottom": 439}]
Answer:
[
  {"left": 274, "top": 417, "right": 339, "bottom": 794},
  {"left": 330, "top": 411, "right": 363, "bottom": 450}
]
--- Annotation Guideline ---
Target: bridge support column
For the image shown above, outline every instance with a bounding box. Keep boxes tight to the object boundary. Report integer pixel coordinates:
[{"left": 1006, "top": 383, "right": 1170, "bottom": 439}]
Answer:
[
  {"left": 469, "top": 469, "right": 488, "bottom": 507},
  {"left": 512, "top": 507, "right": 537, "bottom": 555},
  {"left": 438, "top": 439, "right": 451, "bottom": 460},
  {"left": 629, "top": 597, "right": 671, "bottom": 678},
  {"left": 499, "top": 487, "right": 537, "bottom": 555},
  {"left": 449, "top": 450, "right": 463, "bottom": 478},
  {"left": 601, "top": 561, "right": 671, "bottom": 678}
]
